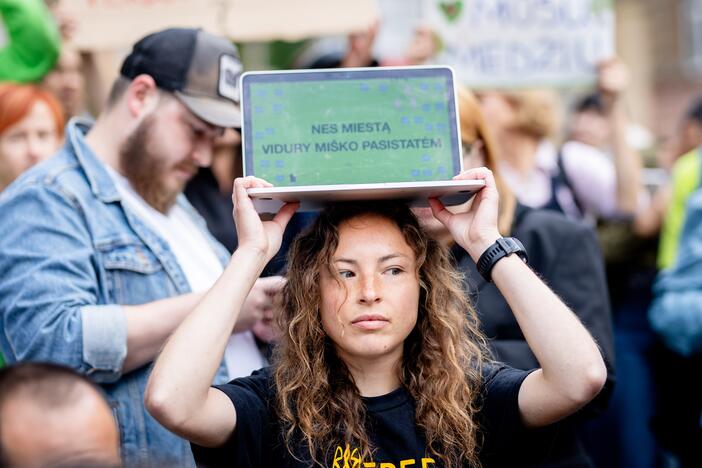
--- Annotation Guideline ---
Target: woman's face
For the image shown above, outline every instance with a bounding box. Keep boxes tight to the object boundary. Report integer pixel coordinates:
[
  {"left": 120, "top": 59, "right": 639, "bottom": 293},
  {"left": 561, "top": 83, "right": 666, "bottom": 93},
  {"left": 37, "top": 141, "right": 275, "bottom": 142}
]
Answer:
[
  {"left": 319, "top": 214, "right": 420, "bottom": 364},
  {"left": 0, "top": 100, "right": 59, "bottom": 190},
  {"left": 569, "top": 109, "right": 610, "bottom": 148}
]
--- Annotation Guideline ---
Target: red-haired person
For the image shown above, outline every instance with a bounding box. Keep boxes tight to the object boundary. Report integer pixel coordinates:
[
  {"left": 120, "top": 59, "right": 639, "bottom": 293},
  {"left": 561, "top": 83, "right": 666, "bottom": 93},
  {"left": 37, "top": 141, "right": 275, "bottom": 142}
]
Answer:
[{"left": 0, "top": 83, "right": 64, "bottom": 192}]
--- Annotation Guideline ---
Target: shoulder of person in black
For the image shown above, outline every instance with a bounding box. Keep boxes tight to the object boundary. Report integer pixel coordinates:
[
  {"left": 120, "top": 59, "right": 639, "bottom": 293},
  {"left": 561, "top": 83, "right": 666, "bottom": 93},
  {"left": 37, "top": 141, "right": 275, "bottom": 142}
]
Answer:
[
  {"left": 451, "top": 204, "right": 614, "bottom": 405},
  {"left": 451, "top": 204, "right": 614, "bottom": 466},
  {"left": 191, "top": 363, "right": 543, "bottom": 467}
]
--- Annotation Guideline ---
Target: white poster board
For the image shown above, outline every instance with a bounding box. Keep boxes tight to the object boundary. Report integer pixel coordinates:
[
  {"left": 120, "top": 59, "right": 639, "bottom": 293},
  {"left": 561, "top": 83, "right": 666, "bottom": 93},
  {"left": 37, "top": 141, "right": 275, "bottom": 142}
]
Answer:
[
  {"left": 63, "top": 0, "right": 225, "bottom": 50},
  {"left": 224, "top": 0, "right": 379, "bottom": 42},
  {"left": 372, "top": 0, "right": 424, "bottom": 60},
  {"left": 425, "top": 0, "right": 615, "bottom": 88},
  {"left": 64, "top": 0, "right": 379, "bottom": 49}
]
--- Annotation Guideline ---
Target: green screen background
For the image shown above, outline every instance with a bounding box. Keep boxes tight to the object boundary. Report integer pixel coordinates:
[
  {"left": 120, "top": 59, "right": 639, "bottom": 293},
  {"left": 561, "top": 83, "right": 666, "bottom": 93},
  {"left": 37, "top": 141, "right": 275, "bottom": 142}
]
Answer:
[{"left": 245, "top": 75, "right": 458, "bottom": 186}]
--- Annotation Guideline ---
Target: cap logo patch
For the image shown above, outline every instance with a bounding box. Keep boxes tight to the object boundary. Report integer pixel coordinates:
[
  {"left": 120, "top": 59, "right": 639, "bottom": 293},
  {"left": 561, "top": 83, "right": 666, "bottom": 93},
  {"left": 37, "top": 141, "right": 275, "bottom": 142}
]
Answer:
[{"left": 219, "top": 55, "right": 242, "bottom": 103}]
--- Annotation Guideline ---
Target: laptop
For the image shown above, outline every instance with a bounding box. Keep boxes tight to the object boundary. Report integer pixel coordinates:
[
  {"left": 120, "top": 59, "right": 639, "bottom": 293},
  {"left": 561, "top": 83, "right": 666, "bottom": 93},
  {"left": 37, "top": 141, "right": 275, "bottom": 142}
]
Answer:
[{"left": 240, "top": 66, "right": 484, "bottom": 212}]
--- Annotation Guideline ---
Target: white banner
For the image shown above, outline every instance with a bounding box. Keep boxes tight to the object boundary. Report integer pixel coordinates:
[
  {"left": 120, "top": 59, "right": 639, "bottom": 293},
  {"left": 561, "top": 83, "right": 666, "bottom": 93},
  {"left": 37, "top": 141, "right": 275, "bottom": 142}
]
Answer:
[
  {"left": 425, "top": 0, "right": 615, "bottom": 88},
  {"left": 224, "top": 0, "right": 379, "bottom": 42},
  {"left": 64, "top": 0, "right": 379, "bottom": 50},
  {"left": 64, "top": 0, "right": 225, "bottom": 50}
]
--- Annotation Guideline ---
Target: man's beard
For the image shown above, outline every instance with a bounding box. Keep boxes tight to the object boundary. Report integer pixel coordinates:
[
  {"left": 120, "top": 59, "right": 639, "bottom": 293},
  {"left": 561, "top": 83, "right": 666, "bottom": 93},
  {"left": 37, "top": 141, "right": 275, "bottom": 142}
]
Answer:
[{"left": 119, "top": 116, "right": 183, "bottom": 213}]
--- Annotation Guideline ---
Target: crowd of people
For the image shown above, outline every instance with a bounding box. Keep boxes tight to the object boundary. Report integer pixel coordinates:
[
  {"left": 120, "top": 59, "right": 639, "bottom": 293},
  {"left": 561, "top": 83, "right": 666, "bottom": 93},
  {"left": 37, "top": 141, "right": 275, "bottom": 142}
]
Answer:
[{"left": 0, "top": 1, "right": 701, "bottom": 467}]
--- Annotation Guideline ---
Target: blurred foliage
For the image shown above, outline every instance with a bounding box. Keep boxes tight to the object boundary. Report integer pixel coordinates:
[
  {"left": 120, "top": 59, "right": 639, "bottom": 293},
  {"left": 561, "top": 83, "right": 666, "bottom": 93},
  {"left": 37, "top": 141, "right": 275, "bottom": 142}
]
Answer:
[
  {"left": 236, "top": 39, "right": 309, "bottom": 71},
  {"left": 269, "top": 40, "right": 309, "bottom": 70}
]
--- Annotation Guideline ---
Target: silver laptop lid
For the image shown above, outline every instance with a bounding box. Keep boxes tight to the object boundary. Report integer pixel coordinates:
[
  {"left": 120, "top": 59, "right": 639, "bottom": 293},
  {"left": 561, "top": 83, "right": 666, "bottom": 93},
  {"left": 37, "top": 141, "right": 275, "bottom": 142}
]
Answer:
[{"left": 240, "top": 66, "right": 463, "bottom": 186}]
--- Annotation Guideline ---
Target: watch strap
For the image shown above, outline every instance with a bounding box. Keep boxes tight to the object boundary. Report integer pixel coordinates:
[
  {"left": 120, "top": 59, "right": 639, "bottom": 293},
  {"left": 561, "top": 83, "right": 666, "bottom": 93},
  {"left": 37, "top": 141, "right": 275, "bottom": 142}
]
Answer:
[{"left": 476, "top": 237, "right": 528, "bottom": 283}]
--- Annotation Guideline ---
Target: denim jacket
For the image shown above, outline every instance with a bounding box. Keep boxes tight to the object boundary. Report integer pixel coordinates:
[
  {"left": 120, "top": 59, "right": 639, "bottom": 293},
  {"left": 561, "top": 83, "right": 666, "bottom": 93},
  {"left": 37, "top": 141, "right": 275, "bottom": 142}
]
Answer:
[
  {"left": 0, "top": 119, "right": 230, "bottom": 467},
  {"left": 650, "top": 187, "right": 702, "bottom": 357}
]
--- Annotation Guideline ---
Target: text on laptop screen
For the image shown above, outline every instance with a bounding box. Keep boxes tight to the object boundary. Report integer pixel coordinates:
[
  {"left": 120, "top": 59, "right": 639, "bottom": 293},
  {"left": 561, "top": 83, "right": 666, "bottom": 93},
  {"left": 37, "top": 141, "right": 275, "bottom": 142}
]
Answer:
[{"left": 241, "top": 67, "right": 461, "bottom": 186}]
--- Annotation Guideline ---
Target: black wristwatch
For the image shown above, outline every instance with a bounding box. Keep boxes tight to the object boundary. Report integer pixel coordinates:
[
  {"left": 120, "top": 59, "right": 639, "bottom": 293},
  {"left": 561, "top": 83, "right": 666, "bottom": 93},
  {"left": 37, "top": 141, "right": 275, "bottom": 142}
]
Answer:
[{"left": 476, "top": 237, "right": 528, "bottom": 283}]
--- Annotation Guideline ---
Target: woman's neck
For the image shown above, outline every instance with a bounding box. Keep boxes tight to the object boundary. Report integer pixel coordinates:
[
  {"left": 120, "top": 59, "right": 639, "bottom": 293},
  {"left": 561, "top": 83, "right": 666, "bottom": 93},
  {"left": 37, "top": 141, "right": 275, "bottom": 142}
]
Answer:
[
  {"left": 340, "top": 349, "right": 403, "bottom": 397},
  {"left": 498, "top": 131, "right": 541, "bottom": 175}
]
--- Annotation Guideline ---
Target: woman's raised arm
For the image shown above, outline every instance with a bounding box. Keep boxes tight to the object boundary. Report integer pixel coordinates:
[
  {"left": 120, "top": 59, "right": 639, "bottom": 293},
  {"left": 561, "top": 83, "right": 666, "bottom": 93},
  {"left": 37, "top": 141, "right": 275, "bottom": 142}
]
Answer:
[
  {"left": 145, "top": 177, "right": 298, "bottom": 446},
  {"left": 430, "top": 168, "right": 607, "bottom": 428}
]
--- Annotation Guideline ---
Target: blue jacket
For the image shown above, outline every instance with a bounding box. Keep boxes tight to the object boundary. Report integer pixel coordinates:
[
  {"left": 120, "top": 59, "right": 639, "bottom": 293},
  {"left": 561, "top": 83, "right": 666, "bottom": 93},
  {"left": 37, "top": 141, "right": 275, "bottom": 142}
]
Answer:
[
  {"left": 0, "top": 119, "right": 230, "bottom": 466},
  {"left": 650, "top": 187, "right": 702, "bottom": 357}
]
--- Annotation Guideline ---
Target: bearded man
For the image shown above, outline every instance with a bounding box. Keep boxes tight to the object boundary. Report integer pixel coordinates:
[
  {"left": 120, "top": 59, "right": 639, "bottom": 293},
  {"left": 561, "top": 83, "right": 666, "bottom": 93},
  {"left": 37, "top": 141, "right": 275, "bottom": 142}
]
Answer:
[{"left": 0, "top": 28, "right": 281, "bottom": 467}]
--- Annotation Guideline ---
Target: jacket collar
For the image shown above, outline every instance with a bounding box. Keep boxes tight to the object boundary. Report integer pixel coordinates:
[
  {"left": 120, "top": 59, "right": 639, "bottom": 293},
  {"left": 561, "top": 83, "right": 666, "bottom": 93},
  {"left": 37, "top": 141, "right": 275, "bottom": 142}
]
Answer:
[{"left": 65, "top": 118, "right": 122, "bottom": 204}]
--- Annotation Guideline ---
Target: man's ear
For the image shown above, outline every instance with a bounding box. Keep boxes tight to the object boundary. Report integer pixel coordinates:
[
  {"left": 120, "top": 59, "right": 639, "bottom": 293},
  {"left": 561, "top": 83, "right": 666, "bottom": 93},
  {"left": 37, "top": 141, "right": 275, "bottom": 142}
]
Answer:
[{"left": 124, "top": 74, "right": 160, "bottom": 118}]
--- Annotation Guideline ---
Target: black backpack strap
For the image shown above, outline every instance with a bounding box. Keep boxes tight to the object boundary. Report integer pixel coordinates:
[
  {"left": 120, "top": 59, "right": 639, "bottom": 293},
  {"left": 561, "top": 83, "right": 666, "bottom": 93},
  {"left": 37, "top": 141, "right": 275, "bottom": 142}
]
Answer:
[{"left": 555, "top": 149, "right": 586, "bottom": 217}]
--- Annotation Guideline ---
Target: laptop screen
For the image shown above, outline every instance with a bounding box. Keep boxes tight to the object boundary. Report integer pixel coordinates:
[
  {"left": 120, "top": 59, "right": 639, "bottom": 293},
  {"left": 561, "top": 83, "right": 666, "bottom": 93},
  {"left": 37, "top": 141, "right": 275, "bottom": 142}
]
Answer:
[{"left": 240, "top": 66, "right": 462, "bottom": 187}]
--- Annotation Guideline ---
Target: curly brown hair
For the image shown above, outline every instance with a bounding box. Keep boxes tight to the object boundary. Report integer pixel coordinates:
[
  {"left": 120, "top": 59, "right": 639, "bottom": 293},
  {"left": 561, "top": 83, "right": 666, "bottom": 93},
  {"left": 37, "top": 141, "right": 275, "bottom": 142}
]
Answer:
[{"left": 273, "top": 202, "right": 490, "bottom": 467}]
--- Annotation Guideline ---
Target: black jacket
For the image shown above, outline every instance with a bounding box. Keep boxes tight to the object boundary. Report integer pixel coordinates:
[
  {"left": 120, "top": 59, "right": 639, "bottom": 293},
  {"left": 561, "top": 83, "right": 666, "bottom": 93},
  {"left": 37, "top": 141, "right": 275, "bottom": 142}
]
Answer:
[
  {"left": 452, "top": 204, "right": 615, "bottom": 466},
  {"left": 185, "top": 167, "right": 315, "bottom": 276}
]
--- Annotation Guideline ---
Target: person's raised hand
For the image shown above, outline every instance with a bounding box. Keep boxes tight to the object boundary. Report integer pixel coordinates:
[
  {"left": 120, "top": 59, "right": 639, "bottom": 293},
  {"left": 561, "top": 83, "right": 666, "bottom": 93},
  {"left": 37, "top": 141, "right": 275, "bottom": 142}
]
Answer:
[
  {"left": 597, "top": 57, "right": 629, "bottom": 107},
  {"left": 428, "top": 167, "right": 501, "bottom": 261},
  {"left": 234, "top": 276, "right": 285, "bottom": 334},
  {"left": 406, "top": 25, "right": 437, "bottom": 65},
  {"left": 341, "top": 20, "right": 379, "bottom": 68},
  {"left": 232, "top": 177, "right": 298, "bottom": 262},
  {"left": 252, "top": 275, "right": 285, "bottom": 342},
  {"left": 47, "top": 0, "right": 78, "bottom": 41},
  {"left": 252, "top": 298, "right": 283, "bottom": 343}
]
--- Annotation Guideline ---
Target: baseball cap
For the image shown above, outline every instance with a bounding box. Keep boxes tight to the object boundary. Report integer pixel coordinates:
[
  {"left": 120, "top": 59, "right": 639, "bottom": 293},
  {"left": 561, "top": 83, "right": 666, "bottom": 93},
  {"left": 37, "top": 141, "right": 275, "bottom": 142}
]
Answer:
[{"left": 120, "top": 28, "right": 243, "bottom": 128}]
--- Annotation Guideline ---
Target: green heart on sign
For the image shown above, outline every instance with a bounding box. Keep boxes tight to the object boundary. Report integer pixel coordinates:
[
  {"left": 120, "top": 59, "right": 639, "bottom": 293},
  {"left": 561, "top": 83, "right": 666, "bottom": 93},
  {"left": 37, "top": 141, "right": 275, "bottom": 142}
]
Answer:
[{"left": 439, "top": 0, "right": 463, "bottom": 22}]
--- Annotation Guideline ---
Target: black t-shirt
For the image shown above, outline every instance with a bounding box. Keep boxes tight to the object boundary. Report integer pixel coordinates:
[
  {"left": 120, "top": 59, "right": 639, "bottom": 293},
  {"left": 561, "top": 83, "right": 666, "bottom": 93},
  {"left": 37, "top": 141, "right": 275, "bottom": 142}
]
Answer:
[{"left": 192, "top": 364, "right": 535, "bottom": 467}]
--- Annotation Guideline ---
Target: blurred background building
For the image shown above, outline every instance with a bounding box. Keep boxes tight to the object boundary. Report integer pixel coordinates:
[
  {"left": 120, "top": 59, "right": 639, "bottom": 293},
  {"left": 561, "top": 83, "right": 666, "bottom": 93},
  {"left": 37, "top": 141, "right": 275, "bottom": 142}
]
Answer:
[{"left": 619, "top": 0, "right": 702, "bottom": 139}]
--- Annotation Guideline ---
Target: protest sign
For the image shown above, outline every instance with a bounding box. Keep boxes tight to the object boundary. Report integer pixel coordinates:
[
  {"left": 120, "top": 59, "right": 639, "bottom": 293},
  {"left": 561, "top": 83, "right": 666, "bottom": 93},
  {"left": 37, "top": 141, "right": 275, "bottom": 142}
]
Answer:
[
  {"left": 224, "top": 0, "right": 379, "bottom": 42},
  {"left": 372, "top": 0, "right": 424, "bottom": 60},
  {"left": 63, "top": 0, "right": 379, "bottom": 50},
  {"left": 425, "top": 0, "right": 615, "bottom": 88},
  {"left": 63, "top": 0, "right": 225, "bottom": 50}
]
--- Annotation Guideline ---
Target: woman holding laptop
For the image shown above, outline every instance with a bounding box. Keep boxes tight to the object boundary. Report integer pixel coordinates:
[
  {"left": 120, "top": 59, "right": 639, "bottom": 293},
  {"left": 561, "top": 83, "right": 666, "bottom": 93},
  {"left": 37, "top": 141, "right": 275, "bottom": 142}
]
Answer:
[{"left": 145, "top": 164, "right": 606, "bottom": 466}]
